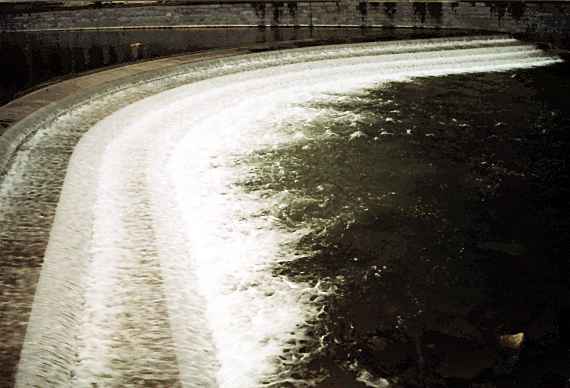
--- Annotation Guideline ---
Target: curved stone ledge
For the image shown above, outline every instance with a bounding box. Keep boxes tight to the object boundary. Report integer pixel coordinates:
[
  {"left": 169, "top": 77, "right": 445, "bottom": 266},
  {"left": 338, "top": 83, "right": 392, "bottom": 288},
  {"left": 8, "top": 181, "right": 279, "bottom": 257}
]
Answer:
[
  {"left": 0, "top": 33, "right": 512, "bottom": 174},
  {"left": 4, "top": 35, "right": 560, "bottom": 387}
]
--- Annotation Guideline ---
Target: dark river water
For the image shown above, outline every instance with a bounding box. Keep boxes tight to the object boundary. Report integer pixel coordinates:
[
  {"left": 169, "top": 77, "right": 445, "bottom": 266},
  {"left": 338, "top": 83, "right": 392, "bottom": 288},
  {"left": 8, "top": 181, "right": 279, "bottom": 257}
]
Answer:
[
  {"left": 0, "top": 29, "right": 568, "bottom": 388},
  {"left": 0, "top": 27, "right": 484, "bottom": 106},
  {"left": 238, "top": 62, "right": 570, "bottom": 387}
]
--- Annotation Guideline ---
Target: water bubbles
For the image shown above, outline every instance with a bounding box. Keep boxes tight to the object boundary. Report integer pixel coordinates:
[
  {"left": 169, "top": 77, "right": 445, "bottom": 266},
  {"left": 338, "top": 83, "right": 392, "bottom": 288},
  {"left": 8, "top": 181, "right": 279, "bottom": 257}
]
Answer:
[
  {"left": 356, "top": 370, "right": 391, "bottom": 388},
  {"left": 323, "top": 129, "right": 339, "bottom": 138},
  {"left": 349, "top": 130, "right": 368, "bottom": 141},
  {"left": 293, "top": 131, "right": 310, "bottom": 141},
  {"left": 11, "top": 35, "right": 563, "bottom": 388}
]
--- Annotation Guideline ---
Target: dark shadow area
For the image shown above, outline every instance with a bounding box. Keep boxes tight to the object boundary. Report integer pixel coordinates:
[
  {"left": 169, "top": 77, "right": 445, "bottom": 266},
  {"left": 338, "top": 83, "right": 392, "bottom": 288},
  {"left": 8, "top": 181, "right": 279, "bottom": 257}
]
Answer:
[{"left": 240, "top": 61, "right": 570, "bottom": 387}]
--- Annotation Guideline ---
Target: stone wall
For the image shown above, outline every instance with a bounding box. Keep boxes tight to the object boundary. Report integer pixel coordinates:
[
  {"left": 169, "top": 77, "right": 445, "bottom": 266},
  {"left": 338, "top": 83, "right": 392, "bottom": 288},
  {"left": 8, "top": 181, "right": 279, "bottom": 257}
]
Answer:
[{"left": 1, "top": 1, "right": 569, "bottom": 46}]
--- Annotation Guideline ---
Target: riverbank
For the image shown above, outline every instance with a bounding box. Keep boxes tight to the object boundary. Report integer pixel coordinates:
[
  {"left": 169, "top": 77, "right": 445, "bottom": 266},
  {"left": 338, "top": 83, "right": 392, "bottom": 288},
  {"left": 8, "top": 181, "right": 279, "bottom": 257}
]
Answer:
[{"left": 1, "top": 1, "right": 569, "bottom": 49}]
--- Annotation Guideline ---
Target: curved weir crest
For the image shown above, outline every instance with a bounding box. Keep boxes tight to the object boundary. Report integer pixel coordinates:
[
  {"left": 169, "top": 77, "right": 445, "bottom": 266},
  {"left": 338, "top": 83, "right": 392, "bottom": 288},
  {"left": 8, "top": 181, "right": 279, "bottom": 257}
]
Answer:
[{"left": 7, "top": 37, "right": 561, "bottom": 387}]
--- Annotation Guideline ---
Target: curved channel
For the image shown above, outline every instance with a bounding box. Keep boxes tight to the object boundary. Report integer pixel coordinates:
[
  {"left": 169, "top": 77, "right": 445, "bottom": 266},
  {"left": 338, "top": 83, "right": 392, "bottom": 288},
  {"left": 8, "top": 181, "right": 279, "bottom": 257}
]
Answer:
[{"left": 2, "top": 36, "right": 561, "bottom": 387}]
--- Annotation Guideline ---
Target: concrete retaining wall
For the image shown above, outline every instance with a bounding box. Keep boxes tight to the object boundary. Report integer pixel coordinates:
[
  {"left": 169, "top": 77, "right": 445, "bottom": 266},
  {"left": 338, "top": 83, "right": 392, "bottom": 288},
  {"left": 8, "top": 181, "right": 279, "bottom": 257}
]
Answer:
[{"left": 1, "top": 1, "right": 569, "bottom": 46}]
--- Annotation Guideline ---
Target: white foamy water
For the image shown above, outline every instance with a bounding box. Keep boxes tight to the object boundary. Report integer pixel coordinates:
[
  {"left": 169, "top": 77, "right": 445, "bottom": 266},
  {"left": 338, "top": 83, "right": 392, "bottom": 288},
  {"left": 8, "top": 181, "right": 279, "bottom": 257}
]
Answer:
[{"left": 12, "top": 38, "right": 561, "bottom": 387}]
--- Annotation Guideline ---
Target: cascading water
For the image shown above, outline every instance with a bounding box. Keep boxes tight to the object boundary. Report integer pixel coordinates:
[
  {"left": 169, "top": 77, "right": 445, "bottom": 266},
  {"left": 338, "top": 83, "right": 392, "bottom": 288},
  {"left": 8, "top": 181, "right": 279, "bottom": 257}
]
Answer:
[{"left": 0, "top": 36, "right": 561, "bottom": 387}]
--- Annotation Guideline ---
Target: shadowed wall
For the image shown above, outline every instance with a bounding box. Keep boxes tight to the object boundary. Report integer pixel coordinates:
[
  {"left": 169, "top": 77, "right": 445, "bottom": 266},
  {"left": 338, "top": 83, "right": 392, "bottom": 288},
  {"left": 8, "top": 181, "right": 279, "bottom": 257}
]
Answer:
[{"left": 1, "top": 1, "right": 569, "bottom": 47}]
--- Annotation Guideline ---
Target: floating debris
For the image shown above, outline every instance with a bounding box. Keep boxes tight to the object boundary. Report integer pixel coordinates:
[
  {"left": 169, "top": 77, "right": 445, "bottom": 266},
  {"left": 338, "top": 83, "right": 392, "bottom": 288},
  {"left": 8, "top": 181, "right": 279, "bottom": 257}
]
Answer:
[{"left": 499, "top": 332, "right": 525, "bottom": 350}]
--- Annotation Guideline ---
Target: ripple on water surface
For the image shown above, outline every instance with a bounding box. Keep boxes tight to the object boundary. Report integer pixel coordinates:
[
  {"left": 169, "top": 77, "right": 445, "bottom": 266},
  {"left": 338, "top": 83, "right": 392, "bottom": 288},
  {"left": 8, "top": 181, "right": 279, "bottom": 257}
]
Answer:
[
  {"left": 2, "top": 37, "right": 564, "bottom": 388},
  {"left": 242, "top": 63, "right": 570, "bottom": 387}
]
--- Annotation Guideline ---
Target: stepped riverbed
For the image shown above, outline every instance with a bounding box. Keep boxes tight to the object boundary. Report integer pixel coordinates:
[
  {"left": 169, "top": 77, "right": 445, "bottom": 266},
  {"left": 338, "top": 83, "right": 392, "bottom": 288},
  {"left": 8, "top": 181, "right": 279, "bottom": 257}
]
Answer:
[{"left": 0, "top": 35, "right": 568, "bottom": 387}]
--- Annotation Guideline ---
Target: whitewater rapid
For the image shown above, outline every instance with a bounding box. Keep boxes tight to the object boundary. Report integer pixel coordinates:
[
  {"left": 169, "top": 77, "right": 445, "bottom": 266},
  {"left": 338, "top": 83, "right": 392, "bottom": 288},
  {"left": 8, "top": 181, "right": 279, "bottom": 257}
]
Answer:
[{"left": 8, "top": 37, "right": 560, "bottom": 387}]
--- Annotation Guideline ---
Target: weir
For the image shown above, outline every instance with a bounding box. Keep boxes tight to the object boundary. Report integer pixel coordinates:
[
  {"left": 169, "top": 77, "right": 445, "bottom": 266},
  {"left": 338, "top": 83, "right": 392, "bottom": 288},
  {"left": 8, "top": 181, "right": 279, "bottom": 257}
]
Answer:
[{"left": 1, "top": 36, "right": 561, "bottom": 387}]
